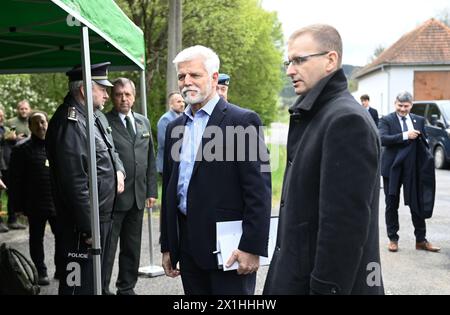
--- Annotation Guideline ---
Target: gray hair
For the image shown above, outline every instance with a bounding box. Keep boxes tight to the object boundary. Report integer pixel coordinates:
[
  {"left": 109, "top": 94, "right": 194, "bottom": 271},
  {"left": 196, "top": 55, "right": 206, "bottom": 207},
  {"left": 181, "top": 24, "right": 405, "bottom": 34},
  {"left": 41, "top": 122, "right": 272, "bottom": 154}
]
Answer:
[
  {"left": 289, "top": 24, "right": 343, "bottom": 68},
  {"left": 173, "top": 45, "right": 220, "bottom": 77},
  {"left": 69, "top": 80, "right": 84, "bottom": 97},
  {"left": 396, "top": 91, "right": 413, "bottom": 103},
  {"left": 69, "top": 80, "right": 103, "bottom": 98},
  {"left": 113, "top": 77, "right": 136, "bottom": 96}
]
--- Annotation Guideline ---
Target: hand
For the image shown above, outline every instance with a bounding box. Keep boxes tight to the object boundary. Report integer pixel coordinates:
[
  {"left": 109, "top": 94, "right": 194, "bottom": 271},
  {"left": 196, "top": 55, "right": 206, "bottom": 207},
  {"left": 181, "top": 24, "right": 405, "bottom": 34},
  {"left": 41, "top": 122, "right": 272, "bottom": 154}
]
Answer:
[
  {"left": 162, "top": 252, "right": 180, "bottom": 278},
  {"left": 116, "top": 171, "right": 125, "bottom": 194},
  {"left": 225, "top": 249, "right": 260, "bottom": 275},
  {"left": 17, "top": 133, "right": 27, "bottom": 140},
  {"left": 407, "top": 130, "right": 421, "bottom": 140},
  {"left": 84, "top": 237, "right": 93, "bottom": 246},
  {"left": 146, "top": 198, "right": 156, "bottom": 208}
]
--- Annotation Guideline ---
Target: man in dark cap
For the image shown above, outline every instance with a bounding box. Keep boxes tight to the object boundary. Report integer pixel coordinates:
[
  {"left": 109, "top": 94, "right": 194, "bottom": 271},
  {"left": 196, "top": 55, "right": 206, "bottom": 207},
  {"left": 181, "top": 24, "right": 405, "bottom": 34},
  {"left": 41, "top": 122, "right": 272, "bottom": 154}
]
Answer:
[
  {"left": 46, "top": 62, "right": 126, "bottom": 295},
  {"left": 217, "top": 73, "right": 230, "bottom": 101}
]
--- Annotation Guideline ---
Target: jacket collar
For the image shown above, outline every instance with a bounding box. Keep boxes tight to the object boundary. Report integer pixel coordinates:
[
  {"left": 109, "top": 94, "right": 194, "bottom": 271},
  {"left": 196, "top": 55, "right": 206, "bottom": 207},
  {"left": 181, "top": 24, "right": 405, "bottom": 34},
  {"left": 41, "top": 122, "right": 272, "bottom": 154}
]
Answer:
[{"left": 289, "top": 68, "right": 348, "bottom": 113}]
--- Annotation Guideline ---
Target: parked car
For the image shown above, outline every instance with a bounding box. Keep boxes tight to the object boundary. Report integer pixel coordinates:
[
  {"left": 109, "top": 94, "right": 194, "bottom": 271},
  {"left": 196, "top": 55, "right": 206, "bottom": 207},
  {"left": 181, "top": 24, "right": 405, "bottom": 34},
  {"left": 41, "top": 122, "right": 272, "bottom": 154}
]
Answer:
[{"left": 411, "top": 100, "right": 450, "bottom": 169}]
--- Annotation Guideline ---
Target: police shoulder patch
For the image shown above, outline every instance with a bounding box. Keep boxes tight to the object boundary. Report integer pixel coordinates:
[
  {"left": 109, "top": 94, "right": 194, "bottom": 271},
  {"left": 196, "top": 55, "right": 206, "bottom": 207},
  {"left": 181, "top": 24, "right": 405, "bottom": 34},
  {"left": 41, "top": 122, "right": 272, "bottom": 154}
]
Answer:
[{"left": 67, "top": 107, "right": 78, "bottom": 121}]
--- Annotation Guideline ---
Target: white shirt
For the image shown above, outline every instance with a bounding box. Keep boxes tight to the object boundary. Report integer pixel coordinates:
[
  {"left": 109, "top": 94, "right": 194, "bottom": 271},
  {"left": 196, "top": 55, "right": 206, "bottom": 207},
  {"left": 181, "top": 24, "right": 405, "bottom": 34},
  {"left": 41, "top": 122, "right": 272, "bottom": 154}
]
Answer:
[
  {"left": 118, "top": 111, "right": 136, "bottom": 134},
  {"left": 397, "top": 113, "right": 414, "bottom": 141}
]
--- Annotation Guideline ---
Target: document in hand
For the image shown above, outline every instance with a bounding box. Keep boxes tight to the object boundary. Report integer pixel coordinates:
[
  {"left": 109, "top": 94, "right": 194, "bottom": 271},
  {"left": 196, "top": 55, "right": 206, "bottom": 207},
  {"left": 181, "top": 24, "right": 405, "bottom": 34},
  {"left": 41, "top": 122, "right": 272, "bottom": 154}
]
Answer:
[{"left": 215, "top": 217, "right": 279, "bottom": 271}]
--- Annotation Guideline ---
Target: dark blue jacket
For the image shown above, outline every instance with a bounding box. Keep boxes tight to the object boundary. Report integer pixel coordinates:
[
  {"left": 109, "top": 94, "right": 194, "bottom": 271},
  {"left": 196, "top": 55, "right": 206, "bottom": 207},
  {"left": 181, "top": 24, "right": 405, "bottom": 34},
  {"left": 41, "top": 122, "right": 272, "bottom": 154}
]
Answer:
[
  {"left": 388, "top": 137, "right": 435, "bottom": 219},
  {"left": 379, "top": 112, "right": 427, "bottom": 177},
  {"left": 160, "top": 97, "right": 272, "bottom": 270}
]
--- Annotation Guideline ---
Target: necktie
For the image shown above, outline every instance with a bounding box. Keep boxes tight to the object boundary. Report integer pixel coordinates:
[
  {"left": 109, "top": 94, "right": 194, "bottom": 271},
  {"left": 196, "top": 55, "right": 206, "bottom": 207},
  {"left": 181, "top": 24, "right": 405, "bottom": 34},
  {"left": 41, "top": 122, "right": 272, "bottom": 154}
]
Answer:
[
  {"left": 125, "top": 116, "right": 135, "bottom": 139},
  {"left": 401, "top": 116, "right": 408, "bottom": 132}
]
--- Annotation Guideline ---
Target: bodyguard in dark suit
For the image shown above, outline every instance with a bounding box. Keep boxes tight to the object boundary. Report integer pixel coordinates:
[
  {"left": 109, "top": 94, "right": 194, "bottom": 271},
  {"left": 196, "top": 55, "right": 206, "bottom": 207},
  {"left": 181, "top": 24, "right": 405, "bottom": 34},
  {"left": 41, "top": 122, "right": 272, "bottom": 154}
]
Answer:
[
  {"left": 263, "top": 24, "right": 384, "bottom": 295},
  {"left": 379, "top": 91, "right": 440, "bottom": 253},
  {"left": 104, "top": 78, "right": 158, "bottom": 295},
  {"left": 161, "top": 45, "right": 271, "bottom": 295},
  {"left": 361, "top": 94, "right": 379, "bottom": 126}
]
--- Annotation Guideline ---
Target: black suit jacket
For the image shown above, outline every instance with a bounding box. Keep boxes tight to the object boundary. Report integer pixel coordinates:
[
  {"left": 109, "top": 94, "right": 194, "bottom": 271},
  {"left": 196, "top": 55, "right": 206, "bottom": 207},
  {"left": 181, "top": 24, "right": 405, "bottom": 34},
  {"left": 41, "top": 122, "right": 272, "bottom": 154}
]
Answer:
[
  {"left": 106, "top": 109, "right": 158, "bottom": 211},
  {"left": 379, "top": 112, "right": 427, "bottom": 177},
  {"left": 368, "top": 107, "right": 379, "bottom": 126},
  {"left": 160, "top": 98, "right": 271, "bottom": 270}
]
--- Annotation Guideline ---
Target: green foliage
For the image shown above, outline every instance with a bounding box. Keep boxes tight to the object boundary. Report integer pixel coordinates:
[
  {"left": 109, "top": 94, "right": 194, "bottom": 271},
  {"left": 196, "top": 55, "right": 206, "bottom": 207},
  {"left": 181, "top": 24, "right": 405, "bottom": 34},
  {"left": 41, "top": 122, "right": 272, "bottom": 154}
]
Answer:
[
  {"left": 0, "top": 73, "right": 68, "bottom": 119},
  {"left": 348, "top": 79, "right": 359, "bottom": 93},
  {"left": 0, "top": 1, "right": 284, "bottom": 130},
  {"left": 268, "top": 144, "right": 286, "bottom": 208},
  {"left": 0, "top": 75, "right": 39, "bottom": 118},
  {"left": 116, "top": 0, "right": 284, "bottom": 128},
  {"left": 182, "top": 0, "right": 284, "bottom": 125}
]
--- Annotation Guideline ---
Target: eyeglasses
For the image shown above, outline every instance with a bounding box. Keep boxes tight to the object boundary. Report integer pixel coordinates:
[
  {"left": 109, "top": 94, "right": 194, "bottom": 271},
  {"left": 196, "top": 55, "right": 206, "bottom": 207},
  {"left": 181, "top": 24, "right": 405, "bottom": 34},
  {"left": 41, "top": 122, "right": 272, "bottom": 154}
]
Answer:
[{"left": 283, "top": 51, "right": 330, "bottom": 69}]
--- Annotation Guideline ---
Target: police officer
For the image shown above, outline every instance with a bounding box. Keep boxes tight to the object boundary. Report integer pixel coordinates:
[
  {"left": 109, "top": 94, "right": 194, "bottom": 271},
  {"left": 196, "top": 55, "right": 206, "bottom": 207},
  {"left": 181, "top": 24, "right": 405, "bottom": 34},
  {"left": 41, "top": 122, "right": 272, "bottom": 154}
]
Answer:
[
  {"left": 46, "top": 62, "right": 126, "bottom": 295},
  {"left": 217, "top": 73, "right": 230, "bottom": 101}
]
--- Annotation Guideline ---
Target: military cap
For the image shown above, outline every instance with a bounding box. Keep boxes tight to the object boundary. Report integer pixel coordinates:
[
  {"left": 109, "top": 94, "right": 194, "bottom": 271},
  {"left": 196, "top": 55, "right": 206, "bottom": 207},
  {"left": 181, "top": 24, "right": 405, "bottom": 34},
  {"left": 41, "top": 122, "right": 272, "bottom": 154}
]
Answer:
[
  {"left": 66, "top": 62, "right": 113, "bottom": 87},
  {"left": 218, "top": 73, "right": 230, "bottom": 86}
]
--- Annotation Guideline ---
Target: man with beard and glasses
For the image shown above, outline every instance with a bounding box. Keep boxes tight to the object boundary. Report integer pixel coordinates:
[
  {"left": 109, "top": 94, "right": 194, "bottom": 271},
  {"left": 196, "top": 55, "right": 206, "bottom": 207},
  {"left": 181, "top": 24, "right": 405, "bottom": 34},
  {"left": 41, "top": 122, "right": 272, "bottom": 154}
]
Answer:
[{"left": 160, "top": 45, "right": 271, "bottom": 295}]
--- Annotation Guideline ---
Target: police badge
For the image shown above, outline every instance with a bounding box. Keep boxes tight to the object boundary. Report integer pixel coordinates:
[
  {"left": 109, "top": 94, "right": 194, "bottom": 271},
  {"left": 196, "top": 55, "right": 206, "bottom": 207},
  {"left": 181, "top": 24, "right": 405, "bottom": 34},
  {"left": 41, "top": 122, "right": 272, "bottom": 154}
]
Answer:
[{"left": 67, "top": 107, "right": 78, "bottom": 121}]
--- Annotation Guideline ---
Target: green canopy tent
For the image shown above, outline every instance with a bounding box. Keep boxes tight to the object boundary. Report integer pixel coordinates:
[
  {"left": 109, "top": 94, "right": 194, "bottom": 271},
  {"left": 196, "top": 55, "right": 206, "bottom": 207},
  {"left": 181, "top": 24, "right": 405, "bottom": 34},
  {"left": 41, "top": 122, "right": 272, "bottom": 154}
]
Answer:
[
  {"left": 0, "top": 0, "right": 149, "bottom": 294},
  {"left": 0, "top": 0, "right": 145, "bottom": 73}
]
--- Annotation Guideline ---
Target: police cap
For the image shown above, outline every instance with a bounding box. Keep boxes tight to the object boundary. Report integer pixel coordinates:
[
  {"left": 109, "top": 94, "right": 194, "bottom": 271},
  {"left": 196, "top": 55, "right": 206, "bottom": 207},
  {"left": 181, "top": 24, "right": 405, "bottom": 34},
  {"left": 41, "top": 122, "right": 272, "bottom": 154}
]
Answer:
[
  {"left": 218, "top": 73, "right": 230, "bottom": 86},
  {"left": 66, "top": 62, "right": 113, "bottom": 87}
]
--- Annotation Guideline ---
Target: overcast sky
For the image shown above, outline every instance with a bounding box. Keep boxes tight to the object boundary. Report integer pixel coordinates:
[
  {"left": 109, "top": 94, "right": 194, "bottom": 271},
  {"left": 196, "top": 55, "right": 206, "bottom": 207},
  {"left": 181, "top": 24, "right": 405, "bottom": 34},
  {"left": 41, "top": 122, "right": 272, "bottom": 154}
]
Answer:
[{"left": 261, "top": 0, "right": 450, "bottom": 66}]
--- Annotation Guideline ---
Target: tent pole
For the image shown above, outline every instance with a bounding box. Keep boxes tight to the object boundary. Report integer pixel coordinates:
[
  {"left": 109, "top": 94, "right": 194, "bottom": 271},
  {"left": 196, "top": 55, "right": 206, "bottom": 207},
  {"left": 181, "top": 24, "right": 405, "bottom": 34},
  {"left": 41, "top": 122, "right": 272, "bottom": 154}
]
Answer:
[
  {"left": 139, "top": 70, "right": 147, "bottom": 117},
  {"left": 138, "top": 69, "right": 164, "bottom": 278},
  {"left": 80, "top": 25, "right": 102, "bottom": 295}
]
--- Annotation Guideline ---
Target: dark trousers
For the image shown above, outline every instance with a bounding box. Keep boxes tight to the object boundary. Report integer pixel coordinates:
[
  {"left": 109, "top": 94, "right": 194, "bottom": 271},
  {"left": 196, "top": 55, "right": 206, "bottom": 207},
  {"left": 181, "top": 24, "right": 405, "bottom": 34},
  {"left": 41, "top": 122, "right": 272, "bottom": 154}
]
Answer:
[
  {"left": 28, "top": 214, "right": 63, "bottom": 277},
  {"left": 383, "top": 177, "right": 426, "bottom": 242},
  {"left": 103, "top": 203, "right": 144, "bottom": 294},
  {"left": 2, "top": 170, "right": 17, "bottom": 223},
  {"left": 58, "top": 220, "right": 112, "bottom": 295},
  {"left": 178, "top": 214, "right": 256, "bottom": 295}
]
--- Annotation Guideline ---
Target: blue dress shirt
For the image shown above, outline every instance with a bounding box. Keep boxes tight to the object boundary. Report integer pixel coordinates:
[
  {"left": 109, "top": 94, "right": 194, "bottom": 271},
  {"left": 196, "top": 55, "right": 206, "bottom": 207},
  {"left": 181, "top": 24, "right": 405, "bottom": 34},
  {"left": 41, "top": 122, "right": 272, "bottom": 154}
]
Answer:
[{"left": 177, "top": 94, "right": 220, "bottom": 215}]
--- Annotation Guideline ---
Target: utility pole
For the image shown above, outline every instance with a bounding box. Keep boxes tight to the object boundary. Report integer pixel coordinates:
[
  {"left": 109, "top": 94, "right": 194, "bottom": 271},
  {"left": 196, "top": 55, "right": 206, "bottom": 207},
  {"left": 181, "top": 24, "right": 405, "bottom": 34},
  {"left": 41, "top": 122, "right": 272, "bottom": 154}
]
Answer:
[{"left": 166, "top": 0, "right": 182, "bottom": 107}]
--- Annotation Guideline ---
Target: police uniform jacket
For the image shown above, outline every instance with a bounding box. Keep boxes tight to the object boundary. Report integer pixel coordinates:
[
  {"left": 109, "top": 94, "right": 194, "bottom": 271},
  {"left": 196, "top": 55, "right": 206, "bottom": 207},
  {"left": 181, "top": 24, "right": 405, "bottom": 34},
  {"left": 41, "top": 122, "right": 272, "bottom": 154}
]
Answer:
[{"left": 46, "top": 93, "right": 125, "bottom": 236}]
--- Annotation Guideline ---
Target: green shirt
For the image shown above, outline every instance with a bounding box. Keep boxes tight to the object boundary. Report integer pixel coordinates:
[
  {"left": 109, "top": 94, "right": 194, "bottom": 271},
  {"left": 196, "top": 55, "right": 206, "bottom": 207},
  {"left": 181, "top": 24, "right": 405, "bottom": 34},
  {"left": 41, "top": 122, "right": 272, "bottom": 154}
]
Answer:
[{"left": 5, "top": 117, "right": 30, "bottom": 137}]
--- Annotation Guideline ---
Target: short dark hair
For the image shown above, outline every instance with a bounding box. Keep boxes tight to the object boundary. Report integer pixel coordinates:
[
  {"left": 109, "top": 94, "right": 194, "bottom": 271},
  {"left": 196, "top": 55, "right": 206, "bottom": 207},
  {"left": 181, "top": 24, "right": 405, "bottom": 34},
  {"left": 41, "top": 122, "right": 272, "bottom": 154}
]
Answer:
[
  {"left": 167, "top": 91, "right": 181, "bottom": 102},
  {"left": 360, "top": 94, "right": 370, "bottom": 101}
]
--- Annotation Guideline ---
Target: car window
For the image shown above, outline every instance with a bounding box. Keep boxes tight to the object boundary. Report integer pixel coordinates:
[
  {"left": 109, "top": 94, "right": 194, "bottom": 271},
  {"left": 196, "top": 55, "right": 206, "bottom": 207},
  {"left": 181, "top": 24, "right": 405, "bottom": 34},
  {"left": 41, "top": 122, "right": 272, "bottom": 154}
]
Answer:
[
  {"left": 411, "top": 104, "right": 427, "bottom": 117},
  {"left": 439, "top": 102, "right": 450, "bottom": 120},
  {"left": 427, "top": 104, "right": 442, "bottom": 123}
]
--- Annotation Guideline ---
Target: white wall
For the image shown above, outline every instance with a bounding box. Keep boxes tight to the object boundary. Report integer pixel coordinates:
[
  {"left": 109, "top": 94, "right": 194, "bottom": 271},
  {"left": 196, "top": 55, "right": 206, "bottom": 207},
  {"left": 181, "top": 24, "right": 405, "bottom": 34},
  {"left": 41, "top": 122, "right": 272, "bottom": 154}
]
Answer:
[
  {"left": 388, "top": 67, "right": 414, "bottom": 111},
  {"left": 354, "top": 70, "right": 389, "bottom": 116}
]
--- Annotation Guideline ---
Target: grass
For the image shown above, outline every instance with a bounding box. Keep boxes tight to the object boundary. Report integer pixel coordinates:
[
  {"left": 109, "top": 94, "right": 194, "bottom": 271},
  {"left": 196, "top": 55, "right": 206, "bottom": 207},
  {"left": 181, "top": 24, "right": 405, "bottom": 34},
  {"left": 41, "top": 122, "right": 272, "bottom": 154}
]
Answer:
[{"left": 269, "top": 144, "right": 287, "bottom": 209}]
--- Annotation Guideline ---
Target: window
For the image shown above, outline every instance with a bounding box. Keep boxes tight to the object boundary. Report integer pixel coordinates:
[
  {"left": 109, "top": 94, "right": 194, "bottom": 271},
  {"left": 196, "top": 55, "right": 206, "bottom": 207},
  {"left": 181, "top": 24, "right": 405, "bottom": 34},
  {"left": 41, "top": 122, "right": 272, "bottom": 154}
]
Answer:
[
  {"left": 426, "top": 104, "right": 442, "bottom": 123},
  {"left": 411, "top": 103, "right": 427, "bottom": 117}
]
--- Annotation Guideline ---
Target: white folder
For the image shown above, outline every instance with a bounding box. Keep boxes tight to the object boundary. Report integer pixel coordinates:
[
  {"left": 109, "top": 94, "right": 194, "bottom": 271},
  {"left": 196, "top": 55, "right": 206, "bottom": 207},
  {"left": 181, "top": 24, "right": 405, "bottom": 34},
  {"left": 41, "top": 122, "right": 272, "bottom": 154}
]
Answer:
[{"left": 215, "top": 217, "right": 279, "bottom": 271}]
